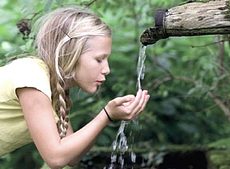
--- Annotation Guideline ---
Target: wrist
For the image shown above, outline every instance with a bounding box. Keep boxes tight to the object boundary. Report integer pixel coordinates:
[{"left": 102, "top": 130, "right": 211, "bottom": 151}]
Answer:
[{"left": 103, "top": 107, "right": 114, "bottom": 122}]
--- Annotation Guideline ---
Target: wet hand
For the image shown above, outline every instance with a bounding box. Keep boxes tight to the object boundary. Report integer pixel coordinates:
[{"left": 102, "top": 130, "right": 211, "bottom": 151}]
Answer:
[{"left": 105, "top": 89, "right": 150, "bottom": 121}]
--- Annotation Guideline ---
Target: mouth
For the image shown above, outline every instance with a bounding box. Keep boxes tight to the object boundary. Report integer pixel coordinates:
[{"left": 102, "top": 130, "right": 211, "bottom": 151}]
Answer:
[{"left": 96, "top": 80, "right": 104, "bottom": 85}]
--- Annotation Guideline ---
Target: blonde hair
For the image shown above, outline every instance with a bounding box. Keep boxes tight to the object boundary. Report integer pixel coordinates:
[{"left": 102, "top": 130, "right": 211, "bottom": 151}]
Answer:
[{"left": 35, "top": 6, "right": 111, "bottom": 138}]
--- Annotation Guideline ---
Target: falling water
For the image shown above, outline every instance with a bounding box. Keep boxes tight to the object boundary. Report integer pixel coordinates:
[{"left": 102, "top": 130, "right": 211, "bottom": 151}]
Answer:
[
  {"left": 105, "top": 45, "right": 147, "bottom": 169},
  {"left": 107, "top": 121, "right": 129, "bottom": 169},
  {"left": 137, "top": 45, "right": 147, "bottom": 90}
]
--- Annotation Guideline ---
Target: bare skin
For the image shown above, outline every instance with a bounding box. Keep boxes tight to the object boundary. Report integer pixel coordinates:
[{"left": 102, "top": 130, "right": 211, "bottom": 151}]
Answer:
[{"left": 16, "top": 36, "right": 150, "bottom": 168}]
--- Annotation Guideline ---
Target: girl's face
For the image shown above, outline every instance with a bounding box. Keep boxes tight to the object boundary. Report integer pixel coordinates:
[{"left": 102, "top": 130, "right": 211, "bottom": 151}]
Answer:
[{"left": 73, "top": 36, "right": 112, "bottom": 93}]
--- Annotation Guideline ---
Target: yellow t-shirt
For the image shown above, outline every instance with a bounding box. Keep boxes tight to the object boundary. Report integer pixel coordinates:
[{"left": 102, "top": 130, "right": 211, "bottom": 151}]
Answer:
[{"left": 0, "top": 57, "right": 55, "bottom": 156}]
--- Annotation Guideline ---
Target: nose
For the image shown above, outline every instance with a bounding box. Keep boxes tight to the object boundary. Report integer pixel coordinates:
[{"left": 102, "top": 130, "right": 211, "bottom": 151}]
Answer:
[{"left": 102, "top": 61, "right": 110, "bottom": 75}]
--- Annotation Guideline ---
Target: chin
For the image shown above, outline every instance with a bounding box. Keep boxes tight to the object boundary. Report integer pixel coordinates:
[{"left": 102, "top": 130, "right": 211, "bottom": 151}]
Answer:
[{"left": 81, "top": 87, "right": 98, "bottom": 94}]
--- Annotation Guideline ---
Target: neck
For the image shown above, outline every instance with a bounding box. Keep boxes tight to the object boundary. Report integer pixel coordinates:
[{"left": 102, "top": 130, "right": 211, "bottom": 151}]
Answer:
[{"left": 64, "top": 78, "right": 76, "bottom": 89}]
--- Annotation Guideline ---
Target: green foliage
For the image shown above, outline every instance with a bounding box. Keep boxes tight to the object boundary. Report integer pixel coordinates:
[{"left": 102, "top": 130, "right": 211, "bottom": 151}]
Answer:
[
  {"left": 1, "top": 0, "right": 230, "bottom": 168},
  {"left": 208, "top": 149, "right": 230, "bottom": 169}
]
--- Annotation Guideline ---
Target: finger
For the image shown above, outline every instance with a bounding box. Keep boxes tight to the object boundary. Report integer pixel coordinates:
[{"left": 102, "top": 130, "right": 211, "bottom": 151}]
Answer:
[
  {"left": 132, "top": 90, "right": 148, "bottom": 114},
  {"left": 113, "top": 95, "right": 135, "bottom": 106},
  {"left": 131, "top": 95, "right": 149, "bottom": 121},
  {"left": 136, "top": 94, "right": 150, "bottom": 115},
  {"left": 127, "top": 89, "right": 143, "bottom": 111}
]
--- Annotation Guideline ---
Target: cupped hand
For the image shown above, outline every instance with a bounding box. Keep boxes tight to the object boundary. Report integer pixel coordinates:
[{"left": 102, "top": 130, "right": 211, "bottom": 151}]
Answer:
[{"left": 105, "top": 89, "right": 150, "bottom": 121}]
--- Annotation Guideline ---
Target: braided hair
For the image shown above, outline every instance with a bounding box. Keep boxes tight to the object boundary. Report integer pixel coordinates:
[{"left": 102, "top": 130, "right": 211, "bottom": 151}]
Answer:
[{"left": 34, "top": 6, "right": 111, "bottom": 138}]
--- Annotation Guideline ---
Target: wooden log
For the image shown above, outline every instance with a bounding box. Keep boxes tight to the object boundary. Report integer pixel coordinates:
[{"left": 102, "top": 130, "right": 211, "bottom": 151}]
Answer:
[{"left": 140, "top": 0, "right": 230, "bottom": 45}]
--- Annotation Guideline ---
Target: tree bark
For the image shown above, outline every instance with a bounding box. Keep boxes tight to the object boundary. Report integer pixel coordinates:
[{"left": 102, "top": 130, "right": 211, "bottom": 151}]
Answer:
[{"left": 140, "top": 0, "right": 230, "bottom": 45}]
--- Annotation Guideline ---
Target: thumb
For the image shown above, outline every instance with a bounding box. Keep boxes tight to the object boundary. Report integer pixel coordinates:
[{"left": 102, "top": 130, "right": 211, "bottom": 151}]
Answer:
[{"left": 113, "top": 95, "right": 135, "bottom": 106}]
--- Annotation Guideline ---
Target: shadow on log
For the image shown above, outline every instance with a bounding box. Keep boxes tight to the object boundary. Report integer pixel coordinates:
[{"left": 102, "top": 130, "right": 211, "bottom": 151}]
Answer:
[{"left": 140, "top": 0, "right": 230, "bottom": 45}]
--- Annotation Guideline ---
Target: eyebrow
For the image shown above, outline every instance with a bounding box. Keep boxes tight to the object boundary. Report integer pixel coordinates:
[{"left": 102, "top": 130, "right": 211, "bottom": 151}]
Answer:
[{"left": 95, "top": 54, "right": 110, "bottom": 59}]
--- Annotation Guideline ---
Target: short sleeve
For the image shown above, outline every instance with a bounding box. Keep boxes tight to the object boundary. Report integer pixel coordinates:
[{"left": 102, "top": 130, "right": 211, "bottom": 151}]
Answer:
[{"left": 7, "top": 57, "right": 51, "bottom": 100}]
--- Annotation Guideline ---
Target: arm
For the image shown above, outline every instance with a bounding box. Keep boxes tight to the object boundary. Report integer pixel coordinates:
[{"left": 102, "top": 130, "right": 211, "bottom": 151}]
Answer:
[{"left": 17, "top": 87, "right": 149, "bottom": 169}]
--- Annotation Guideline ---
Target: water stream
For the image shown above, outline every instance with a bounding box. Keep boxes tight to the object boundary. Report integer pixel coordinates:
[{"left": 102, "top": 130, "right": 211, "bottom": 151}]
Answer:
[
  {"left": 137, "top": 45, "right": 147, "bottom": 90},
  {"left": 105, "top": 45, "right": 147, "bottom": 169}
]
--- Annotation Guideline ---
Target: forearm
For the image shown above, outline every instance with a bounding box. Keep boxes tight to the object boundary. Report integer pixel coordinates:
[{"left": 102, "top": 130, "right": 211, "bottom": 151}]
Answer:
[
  {"left": 20, "top": 89, "right": 111, "bottom": 168},
  {"left": 19, "top": 89, "right": 149, "bottom": 168},
  {"left": 59, "top": 109, "right": 110, "bottom": 166},
  {"left": 67, "top": 140, "right": 93, "bottom": 166}
]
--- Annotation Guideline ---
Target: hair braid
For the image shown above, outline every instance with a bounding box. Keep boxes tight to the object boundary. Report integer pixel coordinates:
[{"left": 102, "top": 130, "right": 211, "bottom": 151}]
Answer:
[
  {"left": 54, "top": 66, "right": 72, "bottom": 138},
  {"left": 35, "top": 5, "right": 111, "bottom": 139},
  {"left": 56, "top": 80, "right": 69, "bottom": 138}
]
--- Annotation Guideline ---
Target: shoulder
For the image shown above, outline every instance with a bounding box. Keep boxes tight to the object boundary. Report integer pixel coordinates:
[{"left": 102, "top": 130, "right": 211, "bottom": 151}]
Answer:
[
  {"left": 5, "top": 56, "right": 50, "bottom": 81},
  {"left": 8, "top": 56, "right": 49, "bottom": 73},
  {"left": 2, "top": 56, "right": 52, "bottom": 100}
]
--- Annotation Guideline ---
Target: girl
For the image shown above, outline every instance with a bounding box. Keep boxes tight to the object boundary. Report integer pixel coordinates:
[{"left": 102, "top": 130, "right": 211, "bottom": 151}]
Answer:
[{"left": 0, "top": 6, "right": 150, "bottom": 168}]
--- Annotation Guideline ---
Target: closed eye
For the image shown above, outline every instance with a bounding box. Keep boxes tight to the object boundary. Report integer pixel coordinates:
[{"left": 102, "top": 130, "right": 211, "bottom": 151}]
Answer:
[
  {"left": 95, "top": 54, "right": 109, "bottom": 63},
  {"left": 96, "top": 58, "right": 103, "bottom": 63}
]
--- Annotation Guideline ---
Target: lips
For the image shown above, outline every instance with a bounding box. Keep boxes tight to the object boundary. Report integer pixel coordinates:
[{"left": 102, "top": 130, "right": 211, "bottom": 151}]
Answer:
[{"left": 96, "top": 80, "right": 105, "bottom": 85}]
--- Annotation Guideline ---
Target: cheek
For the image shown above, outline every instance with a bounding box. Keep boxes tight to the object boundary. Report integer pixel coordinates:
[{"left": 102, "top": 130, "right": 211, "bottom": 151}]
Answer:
[
  {"left": 72, "top": 66, "right": 82, "bottom": 82},
  {"left": 73, "top": 66, "right": 92, "bottom": 82},
  {"left": 73, "top": 60, "right": 101, "bottom": 82}
]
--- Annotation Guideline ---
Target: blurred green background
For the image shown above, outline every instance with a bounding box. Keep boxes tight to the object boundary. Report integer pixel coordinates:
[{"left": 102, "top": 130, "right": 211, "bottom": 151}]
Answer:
[{"left": 0, "top": 0, "right": 230, "bottom": 168}]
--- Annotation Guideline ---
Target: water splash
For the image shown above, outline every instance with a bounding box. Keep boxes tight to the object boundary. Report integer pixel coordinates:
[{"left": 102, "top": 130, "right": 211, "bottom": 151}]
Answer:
[
  {"left": 108, "top": 121, "right": 128, "bottom": 169},
  {"left": 105, "top": 45, "right": 147, "bottom": 169}
]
